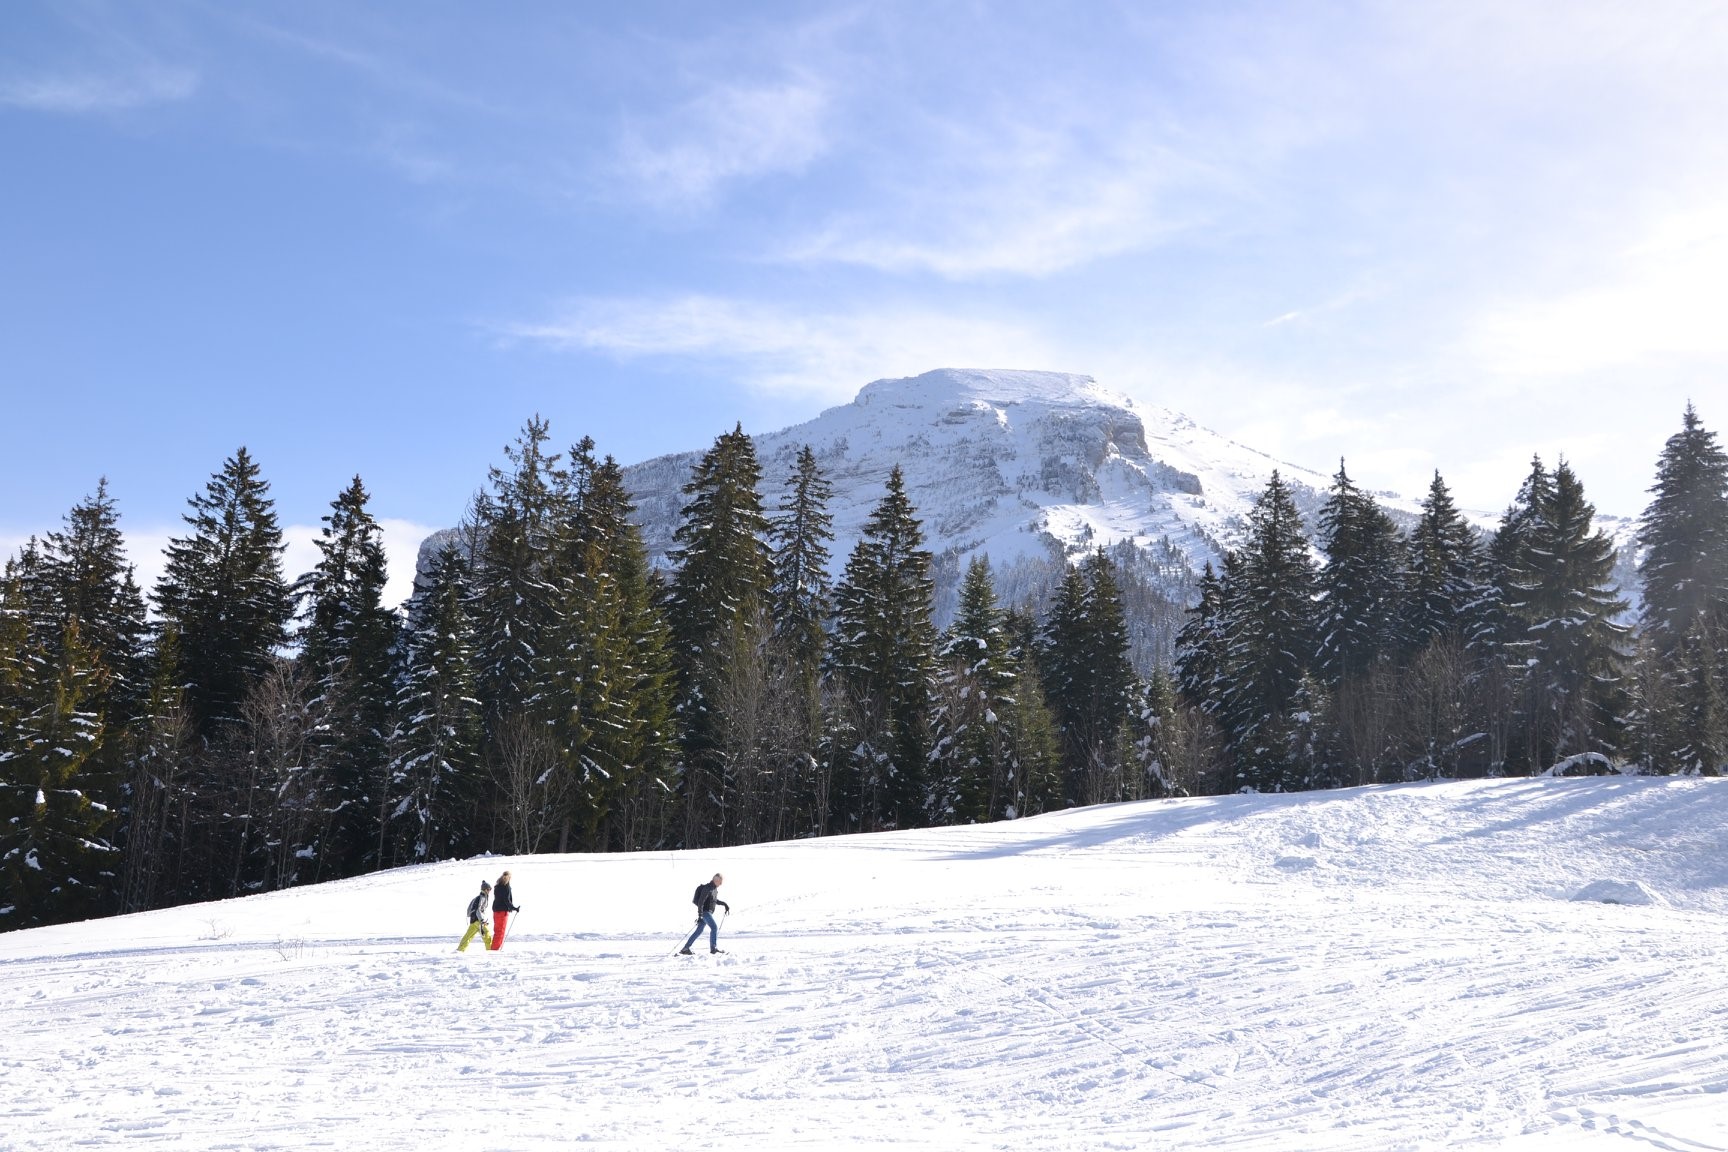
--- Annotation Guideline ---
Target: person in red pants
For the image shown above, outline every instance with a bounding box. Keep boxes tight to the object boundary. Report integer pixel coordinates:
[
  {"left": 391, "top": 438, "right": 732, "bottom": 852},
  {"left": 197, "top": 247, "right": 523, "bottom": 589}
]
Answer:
[{"left": 490, "top": 870, "right": 520, "bottom": 950}]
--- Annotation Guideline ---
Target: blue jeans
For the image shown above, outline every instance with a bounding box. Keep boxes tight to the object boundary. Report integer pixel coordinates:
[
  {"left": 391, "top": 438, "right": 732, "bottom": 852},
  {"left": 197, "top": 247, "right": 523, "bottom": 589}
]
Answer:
[{"left": 683, "top": 911, "right": 718, "bottom": 952}]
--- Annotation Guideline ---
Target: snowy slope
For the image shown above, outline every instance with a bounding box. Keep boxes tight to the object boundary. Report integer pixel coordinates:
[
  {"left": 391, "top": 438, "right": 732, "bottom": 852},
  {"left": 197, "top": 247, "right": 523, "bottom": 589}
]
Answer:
[{"left": 5, "top": 777, "right": 1726, "bottom": 1151}]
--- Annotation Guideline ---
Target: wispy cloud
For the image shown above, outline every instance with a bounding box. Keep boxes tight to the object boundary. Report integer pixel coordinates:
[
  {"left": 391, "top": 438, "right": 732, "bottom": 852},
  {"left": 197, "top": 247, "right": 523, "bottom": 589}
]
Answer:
[
  {"left": 614, "top": 76, "right": 830, "bottom": 211},
  {"left": 786, "top": 125, "right": 1217, "bottom": 279},
  {"left": 503, "top": 294, "right": 1062, "bottom": 402},
  {"left": 0, "top": 63, "right": 197, "bottom": 113}
]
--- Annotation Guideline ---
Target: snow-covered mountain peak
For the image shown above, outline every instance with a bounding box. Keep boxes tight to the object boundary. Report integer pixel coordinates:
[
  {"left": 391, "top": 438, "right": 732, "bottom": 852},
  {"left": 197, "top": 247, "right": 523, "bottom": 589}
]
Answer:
[
  {"left": 616, "top": 366, "right": 1352, "bottom": 659},
  {"left": 849, "top": 367, "right": 1129, "bottom": 415}
]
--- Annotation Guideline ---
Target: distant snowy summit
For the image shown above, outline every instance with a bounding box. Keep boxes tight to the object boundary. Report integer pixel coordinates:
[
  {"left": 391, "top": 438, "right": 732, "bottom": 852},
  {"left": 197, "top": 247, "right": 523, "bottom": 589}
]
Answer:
[{"left": 625, "top": 366, "right": 1337, "bottom": 584}]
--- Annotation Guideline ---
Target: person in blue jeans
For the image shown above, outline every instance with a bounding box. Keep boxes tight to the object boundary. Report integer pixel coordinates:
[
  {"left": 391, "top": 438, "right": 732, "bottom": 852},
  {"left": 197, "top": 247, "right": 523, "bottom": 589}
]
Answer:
[{"left": 680, "top": 873, "right": 730, "bottom": 954}]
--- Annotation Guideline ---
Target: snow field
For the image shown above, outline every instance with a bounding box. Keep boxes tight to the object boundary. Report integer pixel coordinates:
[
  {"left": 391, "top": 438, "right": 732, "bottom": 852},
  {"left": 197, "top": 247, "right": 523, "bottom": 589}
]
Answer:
[{"left": 2, "top": 777, "right": 1726, "bottom": 1151}]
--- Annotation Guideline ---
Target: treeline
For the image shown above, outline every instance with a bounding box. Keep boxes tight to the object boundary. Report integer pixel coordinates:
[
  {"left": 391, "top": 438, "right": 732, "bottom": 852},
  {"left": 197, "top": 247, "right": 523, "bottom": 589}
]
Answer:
[
  {"left": 1, "top": 420, "right": 1173, "bottom": 930},
  {"left": 1175, "top": 405, "right": 1728, "bottom": 791},
  {"left": 5, "top": 406, "right": 1724, "bottom": 931}
]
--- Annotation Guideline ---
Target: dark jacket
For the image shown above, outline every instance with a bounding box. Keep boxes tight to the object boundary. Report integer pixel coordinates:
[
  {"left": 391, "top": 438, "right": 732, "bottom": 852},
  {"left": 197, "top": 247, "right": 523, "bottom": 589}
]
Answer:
[
  {"left": 493, "top": 880, "right": 519, "bottom": 913},
  {"left": 692, "top": 882, "right": 729, "bottom": 917}
]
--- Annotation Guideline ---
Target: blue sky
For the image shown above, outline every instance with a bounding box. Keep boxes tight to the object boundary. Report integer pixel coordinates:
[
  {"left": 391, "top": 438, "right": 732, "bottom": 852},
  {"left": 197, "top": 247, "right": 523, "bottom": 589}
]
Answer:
[{"left": 5, "top": 1, "right": 1726, "bottom": 599}]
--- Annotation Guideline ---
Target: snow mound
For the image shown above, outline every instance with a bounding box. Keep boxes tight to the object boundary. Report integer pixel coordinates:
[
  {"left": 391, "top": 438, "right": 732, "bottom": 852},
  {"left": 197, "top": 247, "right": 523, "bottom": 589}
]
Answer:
[
  {"left": 1570, "top": 878, "right": 1663, "bottom": 906},
  {"left": 1273, "top": 855, "right": 1318, "bottom": 871}
]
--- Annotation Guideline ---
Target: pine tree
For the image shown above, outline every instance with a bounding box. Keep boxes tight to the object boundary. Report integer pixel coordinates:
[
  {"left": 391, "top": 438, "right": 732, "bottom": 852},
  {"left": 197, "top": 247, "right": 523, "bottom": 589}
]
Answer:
[
  {"left": 996, "top": 608, "right": 1063, "bottom": 819},
  {"left": 468, "top": 417, "right": 565, "bottom": 737},
  {"left": 1636, "top": 404, "right": 1728, "bottom": 773},
  {"left": 1402, "top": 471, "right": 1484, "bottom": 655},
  {"left": 1041, "top": 550, "right": 1135, "bottom": 805},
  {"left": 928, "top": 557, "right": 1015, "bottom": 823},
  {"left": 153, "top": 448, "right": 294, "bottom": 738},
  {"left": 537, "top": 444, "right": 679, "bottom": 852},
  {"left": 385, "top": 543, "right": 484, "bottom": 865},
  {"left": 667, "top": 425, "right": 773, "bottom": 847},
  {"left": 769, "top": 445, "right": 835, "bottom": 671},
  {"left": 763, "top": 444, "right": 835, "bottom": 839},
  {"left": 1216, "top": 471, "right": 1319, "bottom": 792},
  {"left": 828, "top": 467, "right": 938, "bottom": 831},
  {"left": 37, "top": 480, "right": 150, "bottom": 725},
  {"left": 0, "top": 589, "right": 115, "bottom": 929},
  {"left": 1174, "top": 561, "right": 1227, "bottom": 713},
  {"left": 1314, "top": 461, "right": 1405, "bottom": 685},
  {"left": 1639, "top": 404, "right": 1728, "bottom": 646},
  {"left": 296, "top": 476, "right": 399, "bottom": 875},
  {"left": 1502, "top": 459, "right": 1629, "bottom": 770}
]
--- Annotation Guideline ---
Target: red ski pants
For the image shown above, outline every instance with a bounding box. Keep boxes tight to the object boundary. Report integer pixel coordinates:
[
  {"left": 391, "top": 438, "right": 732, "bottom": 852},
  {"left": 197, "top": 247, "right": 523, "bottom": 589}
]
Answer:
[{"left": 491, "top": 909, "right": 509, "bottom": 950}]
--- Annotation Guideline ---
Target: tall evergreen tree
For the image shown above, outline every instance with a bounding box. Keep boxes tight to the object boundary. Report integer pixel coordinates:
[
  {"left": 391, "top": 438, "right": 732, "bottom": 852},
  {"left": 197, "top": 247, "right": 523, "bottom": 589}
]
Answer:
[
  {"left": 297, "top": 475, "right": 399, "bottom": 875},
  {"left": 1041, "top": 550, "right": 1135, "bottom": 805},
  {"left": 468, "top": 417, "right": 565, "bottom": 737},
  {"left": 538, "top": 444, "right": 679, "bottom": 851},
  {"left": 1636, "top": 404, "right": 1728, "bottom": 773},
  {"left": 667, "top": 425, "right": 773, "bottom": 847},
  {"left": 153, "top": 448, "right": 294, "bottom": 738},
  {"left": 1216, "top": 471, "right": 1319, "bottom": 791},
  {"left": 828, "top": 467, "right": 938, "bottom": 830},
  {"left": 769, "top": 445, "right": 835, "bottom": 670},
  {"left": 0, "top": 588, "right": 114, "bottom": 929},
  {"left": 763, "top": 444, "right": 836, "bottom": 839},
  {"left": 1502, "top": 459, "right": 1629, "bottom": 770},
  {"left": 386, "top": 543, "right": 484, "bottom": 865},
  {"left": 1314, "top": 461, "right": 1405, "bottom": 685},
  {"left": 1402, "top": 471, "right": 1484, "bottom": 654},
  {"left": 1639, "top": 404, "right": 1728, "bottom": 646},
  {"left": 37, "top": 480, "right": 150, "bottom": 725},
  {"left": 929, "top": 556, "right": 1015, "bottom": 822},
  {"left": 1174, "top": 561, "right": 1227, "bottom": 713}
]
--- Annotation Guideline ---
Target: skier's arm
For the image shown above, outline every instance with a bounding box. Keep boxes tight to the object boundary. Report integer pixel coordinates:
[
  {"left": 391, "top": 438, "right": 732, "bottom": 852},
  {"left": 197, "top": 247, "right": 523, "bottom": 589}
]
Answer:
[{"left": 718, "top": 899, "right": 730, "bottom": 911}]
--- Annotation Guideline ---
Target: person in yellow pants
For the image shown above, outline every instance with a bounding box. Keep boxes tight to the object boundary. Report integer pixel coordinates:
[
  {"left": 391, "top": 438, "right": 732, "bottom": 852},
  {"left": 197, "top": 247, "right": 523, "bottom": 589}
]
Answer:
[{"left": 457, "top": 880, "right": 493, "bottom": 951}]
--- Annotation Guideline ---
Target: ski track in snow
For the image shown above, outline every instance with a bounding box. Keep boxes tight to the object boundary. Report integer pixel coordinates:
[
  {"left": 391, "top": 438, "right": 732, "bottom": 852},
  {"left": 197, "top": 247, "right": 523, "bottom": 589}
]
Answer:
[{"left": 3, "top": 778, "right": 1727, "bottom": 1151}]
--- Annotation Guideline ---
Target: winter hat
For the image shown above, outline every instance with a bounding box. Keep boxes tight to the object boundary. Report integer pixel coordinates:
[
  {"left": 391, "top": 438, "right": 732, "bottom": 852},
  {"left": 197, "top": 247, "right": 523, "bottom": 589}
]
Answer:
[{"left": 481, "top": 881, "right": 492, "bottom": 891}]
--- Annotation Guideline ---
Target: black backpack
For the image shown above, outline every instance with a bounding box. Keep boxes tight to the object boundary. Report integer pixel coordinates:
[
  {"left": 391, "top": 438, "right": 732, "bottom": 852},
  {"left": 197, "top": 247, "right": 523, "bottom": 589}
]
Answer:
[
  {"left": 692, "top": 884, "right": 706, "bottom": 909},
  {"left": 467, "top": 892, "right": 485, "bottom": 922}
]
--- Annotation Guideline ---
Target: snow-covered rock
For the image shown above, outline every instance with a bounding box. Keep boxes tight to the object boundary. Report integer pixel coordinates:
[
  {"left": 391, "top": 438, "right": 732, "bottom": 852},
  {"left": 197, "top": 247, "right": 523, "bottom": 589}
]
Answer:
[{"left": 1571, "top": 878, "right": 1663, "bottom": 906}]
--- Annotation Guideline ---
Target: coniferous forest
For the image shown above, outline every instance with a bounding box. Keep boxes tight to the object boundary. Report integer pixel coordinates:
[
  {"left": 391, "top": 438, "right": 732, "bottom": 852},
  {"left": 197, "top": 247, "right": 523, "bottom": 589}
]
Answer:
[{"left": 4, "top": 406, "right": 1727, "bottom": 931}]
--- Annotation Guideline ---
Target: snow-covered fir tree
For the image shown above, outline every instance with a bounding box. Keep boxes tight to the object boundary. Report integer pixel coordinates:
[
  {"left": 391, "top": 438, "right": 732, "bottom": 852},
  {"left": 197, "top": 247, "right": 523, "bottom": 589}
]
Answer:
[
  {"left": 296, "top": 475, "right": 399, "bottom": 876},
  {"left": 1314, "top": 461, "right": 1405, "bottom": 686},
  {"left": 536, "top": 443, "right": 679, "bottom": 852},
  {"left": 36, "top": 480, "right": 150, "bottom": 727},
  {"left": 1215, "top": 471, "right": 1320, "bottom": 792},
  {"left": 666, "top": 425, "right": 773, "bottom": 847},
  {"left": 386, "top": 542, "right": 484, "bottom": 866},
  {"left": 1498, "top": 458, "right": 1629, "bottom": 771},
  {"left": 1401, "top": 471, "right": 1485, "bottom": 657},
  {"left": 0, "top": 589, "right": 114, "bottom": 928},
  {"left": 828, "top": 467, "right": 938, "bottom": 831},
  {"left": 1041, "top": 550, "right": 1135, "bottom": 805},
  {"left": 1635, "top": 404, "right": 1728, "bottom": 773},
  {"left": 468, "top": 417, "right": 564, "bottom": 739}
]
